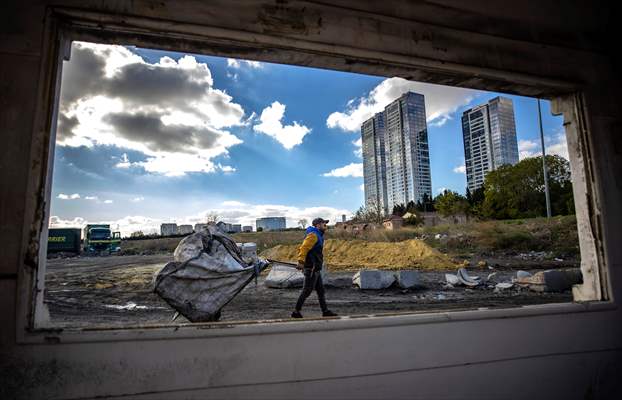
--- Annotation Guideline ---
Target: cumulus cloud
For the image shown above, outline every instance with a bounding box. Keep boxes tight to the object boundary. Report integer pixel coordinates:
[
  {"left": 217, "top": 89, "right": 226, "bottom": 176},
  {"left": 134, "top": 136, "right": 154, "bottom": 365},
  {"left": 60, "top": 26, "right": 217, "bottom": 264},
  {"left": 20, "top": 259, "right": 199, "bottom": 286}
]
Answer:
[
  {"left": 518, "top": 130, "right": 569, "bottom": 160},
  {"left": 253, "top": 101, "right": 311, "bottom": 149},
  {"left": 57, "top": 193, "right": 80, "bottom": 200},
  {"left": 437, "top": 187, "right": 448, "bottom": 194},
  {"left": 130, "top": 197, "right": 144, "bottom": 202},
  {"left": 322, "top": 163, "right": 363, "bottom": 178},
  {"left": 326, "top": 77, "right": 480, "bottom": 132},
  {"left": 56, "top": 42, "right": 247, "bottom": 176},
  {"left": 359, "top": 184, "right": 365, "bottom": 191},
  {"left": 227, "top": 58, "right": 263, "bottom": 69},
  {"left": 103, "top": 200, "right": 114, "bottom": 204},
  {"left": 453, "top": 165, "right": 466, "bottom": 174},
  {"left": 85, "top": 196, "right": 98, "bottom": 200},
  {"left": 352, "top": 138, "right": 362, "bottom": 158}
]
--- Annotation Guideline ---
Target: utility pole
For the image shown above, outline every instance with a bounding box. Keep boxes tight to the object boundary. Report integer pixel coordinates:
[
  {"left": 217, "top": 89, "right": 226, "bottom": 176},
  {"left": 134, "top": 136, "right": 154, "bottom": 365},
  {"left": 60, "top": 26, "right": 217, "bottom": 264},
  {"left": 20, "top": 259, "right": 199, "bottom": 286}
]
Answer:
[{"left": 537, "top": 98, "right": 552, "bottom": 218}]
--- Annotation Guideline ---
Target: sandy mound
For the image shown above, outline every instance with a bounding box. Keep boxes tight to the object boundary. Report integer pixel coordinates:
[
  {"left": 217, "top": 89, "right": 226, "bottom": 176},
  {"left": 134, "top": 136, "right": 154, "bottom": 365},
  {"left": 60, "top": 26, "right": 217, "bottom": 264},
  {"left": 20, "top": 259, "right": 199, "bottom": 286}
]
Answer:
[{"left": 261, "top": 239, "right": 456, "bottom": 271}]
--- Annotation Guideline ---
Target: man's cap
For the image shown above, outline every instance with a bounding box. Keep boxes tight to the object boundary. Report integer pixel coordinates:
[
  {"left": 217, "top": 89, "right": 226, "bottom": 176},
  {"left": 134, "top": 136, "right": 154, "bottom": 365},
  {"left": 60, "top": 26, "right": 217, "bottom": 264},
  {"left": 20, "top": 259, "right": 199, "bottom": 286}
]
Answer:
[{"left": 312, "top": 217, "right": 329, "bottom": 226}]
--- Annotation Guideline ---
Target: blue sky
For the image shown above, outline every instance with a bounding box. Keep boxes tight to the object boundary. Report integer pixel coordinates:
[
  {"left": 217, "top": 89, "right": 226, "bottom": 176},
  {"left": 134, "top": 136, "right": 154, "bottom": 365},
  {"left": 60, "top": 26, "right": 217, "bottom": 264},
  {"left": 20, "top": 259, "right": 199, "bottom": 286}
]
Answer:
[{"left": 49, "top": 42, "right": 565, "bottom": 235}]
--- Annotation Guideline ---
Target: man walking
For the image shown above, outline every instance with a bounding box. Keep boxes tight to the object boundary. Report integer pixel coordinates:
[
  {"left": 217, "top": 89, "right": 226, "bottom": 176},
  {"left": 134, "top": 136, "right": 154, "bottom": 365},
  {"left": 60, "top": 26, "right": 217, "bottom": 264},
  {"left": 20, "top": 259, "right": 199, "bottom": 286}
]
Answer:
[{"left": 291, "top": 218, "right": 337, "bottom": 318}]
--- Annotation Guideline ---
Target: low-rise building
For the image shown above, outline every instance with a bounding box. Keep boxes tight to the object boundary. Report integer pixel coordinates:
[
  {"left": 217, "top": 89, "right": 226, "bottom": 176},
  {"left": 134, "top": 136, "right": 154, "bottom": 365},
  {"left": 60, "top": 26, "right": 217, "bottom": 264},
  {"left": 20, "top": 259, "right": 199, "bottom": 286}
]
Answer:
[
  {"left": 383, "top": 215, "right": 404, "bottom": 230},
  {"left": 178, "top": 224, "right": 193, "bottom": 235},
  {"left": 256, "top": 217, "right": 286, "bottom": 231},
  {"left": 242, "top": 226, "right": 253, "bottom": 232},
  {"left": 160, "top": 223, "right": 178, "bottom": 236}
]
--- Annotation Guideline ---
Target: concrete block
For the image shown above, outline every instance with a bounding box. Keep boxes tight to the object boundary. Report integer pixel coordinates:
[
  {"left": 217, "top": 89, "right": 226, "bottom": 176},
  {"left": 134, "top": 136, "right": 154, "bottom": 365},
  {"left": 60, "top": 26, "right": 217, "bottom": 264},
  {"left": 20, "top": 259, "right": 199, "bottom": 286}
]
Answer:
[
  {"left": 352, "top": 270, "right": 396, "bottom": 289},
  {"left": 265, "top": 265, "right": 304, "bottom": 288},
  {"left": 394, "top": 270, "right": 421, "bottom": 289}
]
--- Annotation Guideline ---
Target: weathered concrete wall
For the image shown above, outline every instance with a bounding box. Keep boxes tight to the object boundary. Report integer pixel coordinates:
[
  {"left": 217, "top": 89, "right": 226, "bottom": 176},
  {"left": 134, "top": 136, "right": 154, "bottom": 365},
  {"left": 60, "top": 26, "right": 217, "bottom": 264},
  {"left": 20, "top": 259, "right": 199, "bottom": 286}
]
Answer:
[{"left": 1, "top": 1, "right": 621, "bottom": 399}]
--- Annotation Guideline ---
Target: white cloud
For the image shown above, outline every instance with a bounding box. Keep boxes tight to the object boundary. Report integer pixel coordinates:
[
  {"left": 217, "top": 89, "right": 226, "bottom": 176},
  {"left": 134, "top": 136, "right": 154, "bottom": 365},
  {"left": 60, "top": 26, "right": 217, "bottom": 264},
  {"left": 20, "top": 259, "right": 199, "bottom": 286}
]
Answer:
[
  {"left": 222, "top": 200, "right": 247, "bottom": 207},
  {"left": 57, "top": 193, "right": 80, "bottom": 200},
  {"left": 353, "top": 138, "right": 362, "bottom": 158},
  {"left": 326, "top": 77, "right": 480, "bottom": 132},
  {"left": 130, "top": 197, "right": 144, "bottom": 202},
  {"left": 359, "top": 184, "right": 365, "bottom": 191},
  {"left": 518, "top": 131, "right": 568, "bottom": 160},
  {"left": 217, "top": 163, "right": 236, "bottom": 173},
  {"left": 103, "top": 200, "right": 113, "bottom": 204},
  {"left": 453, "top": 165, "right": 466, "bottom": 174},
  {"left": 115, "top": 153, "right": 132, "bottom": 169},
  {"left": 227, "top": 58, "right": 263, "bottom": 69},
  {"left": 437, "top": 187, "right": 448, "bottom": 194},
  {"left": 253, "top": 101, "right": 311, "bottom": 149},
  {"left": 85, "top": 196, "right": 98, "bottom": 200},
  {"left": 57, "top": 42, "right": 247, "bottom": 176},
  {"left": 322, "top": 163, "right": 363, "bottom": 178}
]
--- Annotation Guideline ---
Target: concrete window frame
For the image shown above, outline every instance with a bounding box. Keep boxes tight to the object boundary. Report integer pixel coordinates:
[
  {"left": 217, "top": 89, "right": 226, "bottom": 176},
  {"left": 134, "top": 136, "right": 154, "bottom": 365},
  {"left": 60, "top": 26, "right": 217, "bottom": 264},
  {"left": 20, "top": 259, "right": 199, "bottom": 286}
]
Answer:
[{"left": 15, "top": 7, "right": 612, "bottom": 344}]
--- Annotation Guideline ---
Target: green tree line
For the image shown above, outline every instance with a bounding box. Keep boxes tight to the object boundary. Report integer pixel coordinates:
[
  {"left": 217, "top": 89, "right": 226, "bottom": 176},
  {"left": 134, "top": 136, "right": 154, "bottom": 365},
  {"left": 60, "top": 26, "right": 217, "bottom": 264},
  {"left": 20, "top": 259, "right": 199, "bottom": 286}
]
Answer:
[{"left": 354, "top": 155, "right": 574, "bottom": 223}]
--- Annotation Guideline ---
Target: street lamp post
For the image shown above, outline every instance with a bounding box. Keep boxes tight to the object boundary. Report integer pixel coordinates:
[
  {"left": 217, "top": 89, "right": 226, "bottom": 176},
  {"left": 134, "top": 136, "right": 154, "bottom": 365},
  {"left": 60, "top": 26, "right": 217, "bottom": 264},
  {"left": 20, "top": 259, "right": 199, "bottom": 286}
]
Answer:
[{"left": 537, "top": 98, "right": 552, "bottom": 218}]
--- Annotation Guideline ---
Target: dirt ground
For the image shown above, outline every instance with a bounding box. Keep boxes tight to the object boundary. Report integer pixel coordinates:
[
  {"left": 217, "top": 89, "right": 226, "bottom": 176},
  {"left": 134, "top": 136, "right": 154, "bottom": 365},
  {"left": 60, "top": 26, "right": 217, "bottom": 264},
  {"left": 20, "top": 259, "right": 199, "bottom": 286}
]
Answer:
[{"left": 43, "top": 254, "right": 575, "bottom": 328}]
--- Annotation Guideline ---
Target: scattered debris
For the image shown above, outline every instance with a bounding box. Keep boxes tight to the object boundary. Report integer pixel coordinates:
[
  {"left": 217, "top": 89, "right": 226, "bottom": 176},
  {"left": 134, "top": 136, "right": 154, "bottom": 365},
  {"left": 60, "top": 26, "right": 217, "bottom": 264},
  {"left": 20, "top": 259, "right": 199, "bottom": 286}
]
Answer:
[
  {"left": 495, "top": 282, "right": 514, "bottom": 290},
  {"left": 462, "top": 260, "right": 470, "bottom": 267},
  {"left": 554, "top": 258, "right": 564, "bottom": 262},
  {"left": 516, "top": 268, "right": 582, "bottom": 292},
  {"left": 456, "top": 268, "right": 481, "bottom": 287},
  {"left": 104, "top": 302, "right": 149, "bottom": 310},
  {"left": 486, "top": 272, "right": 498, "bottom": 282},
  {"left": 435, "top": 293, "right": 446, "bottom": 300},
  {"left": 353, "top": 270, "right": 396, "bottom": 289},
  {"left": 477, "top": 260, "right": 487, "bottom": 268},
  {"left": 445, "top": 273, "right": 460, "bottom": 286},
  {"left": 516, "top": 270, "right": 532, "bottom": 279}
]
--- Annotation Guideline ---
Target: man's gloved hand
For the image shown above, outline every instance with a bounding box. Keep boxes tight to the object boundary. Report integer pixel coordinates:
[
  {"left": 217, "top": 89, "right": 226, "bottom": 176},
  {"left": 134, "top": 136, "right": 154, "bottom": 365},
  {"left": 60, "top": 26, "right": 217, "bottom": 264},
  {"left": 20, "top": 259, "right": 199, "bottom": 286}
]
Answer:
[{"left": 296, "top": 261, "right": 304, "bottom": 270}]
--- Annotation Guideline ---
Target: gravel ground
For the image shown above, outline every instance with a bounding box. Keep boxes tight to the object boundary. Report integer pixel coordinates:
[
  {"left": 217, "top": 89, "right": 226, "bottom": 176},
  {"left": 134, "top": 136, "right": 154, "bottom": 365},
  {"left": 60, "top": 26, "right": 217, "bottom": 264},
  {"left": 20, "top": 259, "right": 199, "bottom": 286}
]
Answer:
[{"left": 43, "top": 254, "right": 574, "bottom": 328}]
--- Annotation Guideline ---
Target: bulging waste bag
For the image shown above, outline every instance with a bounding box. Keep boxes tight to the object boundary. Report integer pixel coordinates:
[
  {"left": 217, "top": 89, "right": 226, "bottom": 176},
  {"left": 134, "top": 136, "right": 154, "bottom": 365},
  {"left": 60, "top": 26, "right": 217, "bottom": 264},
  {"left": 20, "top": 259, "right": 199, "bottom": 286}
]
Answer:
[{"left": 154, "top": 225, "right": 269, "bottom": 322}]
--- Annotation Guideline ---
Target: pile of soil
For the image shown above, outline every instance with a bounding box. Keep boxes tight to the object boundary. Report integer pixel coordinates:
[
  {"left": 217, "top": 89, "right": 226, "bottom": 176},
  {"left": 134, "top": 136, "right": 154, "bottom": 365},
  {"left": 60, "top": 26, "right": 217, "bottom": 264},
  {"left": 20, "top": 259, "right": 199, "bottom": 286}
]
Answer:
[{"left": 261, "top": 239, "right": 456, "bottom": 271}]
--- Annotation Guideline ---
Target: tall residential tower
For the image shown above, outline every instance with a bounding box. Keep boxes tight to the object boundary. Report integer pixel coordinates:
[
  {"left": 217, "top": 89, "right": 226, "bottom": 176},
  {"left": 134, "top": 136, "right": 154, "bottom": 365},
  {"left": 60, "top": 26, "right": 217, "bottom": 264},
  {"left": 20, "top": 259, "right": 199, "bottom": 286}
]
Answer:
[
  {"left": 461, "top": 96, "right": 519, "bottom": 192},
  {"left": 361, "top": 92, "right": 432, "bottom": 215}
]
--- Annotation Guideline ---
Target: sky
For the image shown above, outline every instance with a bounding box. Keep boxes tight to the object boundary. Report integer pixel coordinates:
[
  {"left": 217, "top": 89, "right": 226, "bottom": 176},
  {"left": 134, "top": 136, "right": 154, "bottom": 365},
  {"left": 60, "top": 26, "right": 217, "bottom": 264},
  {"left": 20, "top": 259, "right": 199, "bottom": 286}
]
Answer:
[{"left": 49, "top": 42, "right": 567, "bottom": 236}]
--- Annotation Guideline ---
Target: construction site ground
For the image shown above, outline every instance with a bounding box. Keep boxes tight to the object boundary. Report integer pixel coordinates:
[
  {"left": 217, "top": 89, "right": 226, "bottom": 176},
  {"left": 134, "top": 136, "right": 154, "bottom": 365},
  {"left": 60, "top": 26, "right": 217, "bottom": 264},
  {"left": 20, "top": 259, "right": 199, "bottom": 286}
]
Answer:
[{"left": 44, "top": 254, "right": 575, "bottom": 328}]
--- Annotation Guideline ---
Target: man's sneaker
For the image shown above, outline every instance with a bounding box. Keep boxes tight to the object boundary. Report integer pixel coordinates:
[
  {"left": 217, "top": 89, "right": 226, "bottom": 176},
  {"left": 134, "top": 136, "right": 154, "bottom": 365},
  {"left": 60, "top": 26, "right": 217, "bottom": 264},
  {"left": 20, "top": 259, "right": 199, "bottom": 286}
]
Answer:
[
  {"left": 291, "top": 311, "right": 303, "bottom": 318},
  {"left": 322, "top": 310, "right": 338, "bottom": 317}
]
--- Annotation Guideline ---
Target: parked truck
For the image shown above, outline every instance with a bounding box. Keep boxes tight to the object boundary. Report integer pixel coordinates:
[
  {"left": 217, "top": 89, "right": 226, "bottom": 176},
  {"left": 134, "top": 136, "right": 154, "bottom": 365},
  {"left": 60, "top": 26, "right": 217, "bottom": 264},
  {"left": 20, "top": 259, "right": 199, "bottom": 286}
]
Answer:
[
  {"left": 47, "top": 228, "right": 82, "bottom": 254},
  {"left": 82, "top": 224, "right": 121, "bottom": 254}
]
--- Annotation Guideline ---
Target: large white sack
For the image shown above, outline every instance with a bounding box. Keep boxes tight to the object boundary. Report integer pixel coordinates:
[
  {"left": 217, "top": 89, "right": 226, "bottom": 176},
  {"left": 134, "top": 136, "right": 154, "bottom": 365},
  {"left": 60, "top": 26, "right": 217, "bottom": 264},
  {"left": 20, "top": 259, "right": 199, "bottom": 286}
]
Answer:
[
  {"left": 155, "top": 226, "right": 268, "bottom": 322},
  {"left": 174, "top": 227, "right": 246, "bottom": 273}
]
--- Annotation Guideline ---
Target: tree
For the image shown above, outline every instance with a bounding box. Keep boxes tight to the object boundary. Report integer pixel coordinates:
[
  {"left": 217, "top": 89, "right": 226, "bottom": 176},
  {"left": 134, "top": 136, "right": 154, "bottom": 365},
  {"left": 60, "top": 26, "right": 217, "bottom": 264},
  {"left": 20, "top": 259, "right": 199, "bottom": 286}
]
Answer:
[
  {"left": 434, "top": 190, "right": 470, "bottom": 217},
  {"left": 297, "top": 218, "right": 308, "bottom": 228},
  {"left": 352, "top": 198, "right": 385, "bottom": 223},
  {"left": 406, "top": 200, "right": 417, "bottom": 214},
  {"left": 130, "top": 231, "right": 144, "bottom": 238},
  {"left": 481, "top": 155, "right": 574, "bottom": 219},
  {"left": 392, "top": 203, "right": 406, "bottom": 216},
  {"left": 205, "top": 212, "right": 219, "bottom": 224}
]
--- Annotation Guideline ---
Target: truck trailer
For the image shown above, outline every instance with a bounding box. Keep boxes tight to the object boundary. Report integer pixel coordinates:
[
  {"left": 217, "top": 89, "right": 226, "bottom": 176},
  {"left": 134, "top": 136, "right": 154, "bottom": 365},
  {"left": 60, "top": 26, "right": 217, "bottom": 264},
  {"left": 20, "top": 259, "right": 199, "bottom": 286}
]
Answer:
[{"left": 47, "top": 228, "right": 81, "bottom": 254}]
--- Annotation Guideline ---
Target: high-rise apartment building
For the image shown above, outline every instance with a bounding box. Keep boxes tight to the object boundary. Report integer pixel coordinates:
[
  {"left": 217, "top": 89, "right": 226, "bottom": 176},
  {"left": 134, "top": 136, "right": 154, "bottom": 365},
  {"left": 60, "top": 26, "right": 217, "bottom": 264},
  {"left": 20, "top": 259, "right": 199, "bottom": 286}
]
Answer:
[
  {"left": 461, "top": 96, "right": 519, "bottom": 191},
  {"left": 361, "top": 112, "right": 388, "bottom": 215},
  {"left": 361, "top": 92, "right": 432, "bottom": 215}
]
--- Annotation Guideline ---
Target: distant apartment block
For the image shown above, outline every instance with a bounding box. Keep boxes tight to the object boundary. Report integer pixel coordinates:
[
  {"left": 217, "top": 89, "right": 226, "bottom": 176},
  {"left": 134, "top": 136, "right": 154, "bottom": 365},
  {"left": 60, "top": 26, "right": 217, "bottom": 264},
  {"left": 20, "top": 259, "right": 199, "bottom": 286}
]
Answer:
[
  {"left": 177, "top": 224, "right": 193, "bottom": 235},
  {"left": 461, "top": 96, "right": 519, "bottom": 191},
  {"left": 242, "top": 225, "right": 253, "bottom": 232},
  {"left": 256, "top": 217, "right": 286, "bottom": 231},
  {"left": 160, "top": 223, "right": 178, "bottom": 236},
  {"left": 361, "top": 92, "right": 432, "bottom": 215}
]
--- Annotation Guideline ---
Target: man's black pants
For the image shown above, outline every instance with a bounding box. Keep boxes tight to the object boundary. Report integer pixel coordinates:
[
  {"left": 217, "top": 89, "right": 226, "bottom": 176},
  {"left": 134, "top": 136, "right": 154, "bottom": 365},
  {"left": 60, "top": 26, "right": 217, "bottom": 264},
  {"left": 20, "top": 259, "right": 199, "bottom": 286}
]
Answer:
[{"left": 295, "top": 268, "right": 327, "bottom": 312}]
